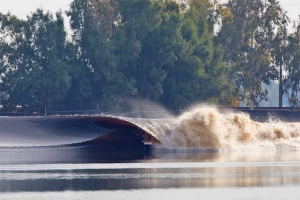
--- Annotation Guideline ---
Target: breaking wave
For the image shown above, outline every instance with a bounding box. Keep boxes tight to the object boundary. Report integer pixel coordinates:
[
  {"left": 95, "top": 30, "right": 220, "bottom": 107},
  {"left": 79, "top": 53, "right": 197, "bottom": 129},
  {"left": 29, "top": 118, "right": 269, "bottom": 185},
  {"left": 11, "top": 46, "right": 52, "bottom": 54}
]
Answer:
[
  {"left": 0, "top": 104, "right": 299, "bottom": 150},
  {"left": 160, "top": 105, "right": 300, "bottom": 149}
]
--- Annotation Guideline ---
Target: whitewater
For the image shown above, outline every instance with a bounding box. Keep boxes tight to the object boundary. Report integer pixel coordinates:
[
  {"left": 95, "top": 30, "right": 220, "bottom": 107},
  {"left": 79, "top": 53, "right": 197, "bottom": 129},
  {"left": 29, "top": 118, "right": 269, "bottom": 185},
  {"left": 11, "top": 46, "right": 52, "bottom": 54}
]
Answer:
[
  {"left": 101, "top": 104, "right": 300, "bottom": 150},
  {"left": 158, "top": 105, "right": 300, "bottom": 150}
]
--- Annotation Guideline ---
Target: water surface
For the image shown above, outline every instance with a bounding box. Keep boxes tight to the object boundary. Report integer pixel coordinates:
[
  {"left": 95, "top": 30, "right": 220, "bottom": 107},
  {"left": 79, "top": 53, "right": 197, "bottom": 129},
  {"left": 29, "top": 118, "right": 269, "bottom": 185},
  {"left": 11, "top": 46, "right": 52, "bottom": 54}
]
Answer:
[{"left": 1, "top": 150, "right": 299, "bottom": 200}]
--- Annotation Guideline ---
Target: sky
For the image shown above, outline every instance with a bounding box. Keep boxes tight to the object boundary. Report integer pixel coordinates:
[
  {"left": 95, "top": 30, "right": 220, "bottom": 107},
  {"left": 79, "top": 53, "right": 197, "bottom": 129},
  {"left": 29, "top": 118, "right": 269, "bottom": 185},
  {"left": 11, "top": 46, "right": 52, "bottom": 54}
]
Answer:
[
  {"left": 0, "top": 0, "right": 71, "bottom": 18},
  {"left": 0, "top": 0, "right": 299, "bottom": 22},
  {"left": 0, "top": 0, "right": 299, "bottom": 35}
]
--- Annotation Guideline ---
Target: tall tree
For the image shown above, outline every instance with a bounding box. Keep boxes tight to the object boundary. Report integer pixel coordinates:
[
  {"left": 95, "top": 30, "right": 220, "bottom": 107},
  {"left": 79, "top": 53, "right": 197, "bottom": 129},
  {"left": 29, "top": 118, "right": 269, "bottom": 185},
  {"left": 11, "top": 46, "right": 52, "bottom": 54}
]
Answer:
[
  {"left": 67, "top": 0, "right": 137, "bottom": 111},
  {"left": 0, "top": 13, "right": 28, "bottom": 111},
  {"left": 160, "top": 0, "right": 232, "bottom": 110},
  {"left": 284, "top": 18, "right": 300, "bottom": 107},
  {"left": 117, "top": 0, "right": 164, "bottom": 100},
  {"left": 0, "top": 10, "right": 72, "bottom": 113},
  {"left": 217, "top": 0, "right": 289, "bottom": 108}
]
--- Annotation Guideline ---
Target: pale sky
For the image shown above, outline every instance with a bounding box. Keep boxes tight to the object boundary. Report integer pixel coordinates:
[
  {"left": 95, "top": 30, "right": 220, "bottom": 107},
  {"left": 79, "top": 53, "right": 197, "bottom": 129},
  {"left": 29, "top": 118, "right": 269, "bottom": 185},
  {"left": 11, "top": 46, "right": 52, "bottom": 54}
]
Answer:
[
  {"left": 0, "top": 0, "right": 299, "bottom": 30},
  {"left": 0, "top": 0, "right": 71, "bottom": 18}
]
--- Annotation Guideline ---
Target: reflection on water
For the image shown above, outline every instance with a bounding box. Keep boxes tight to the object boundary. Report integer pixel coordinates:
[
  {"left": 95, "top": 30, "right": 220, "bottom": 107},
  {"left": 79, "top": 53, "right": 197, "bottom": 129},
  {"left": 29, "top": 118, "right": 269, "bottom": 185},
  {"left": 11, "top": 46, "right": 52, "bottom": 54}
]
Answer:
[
  {"left": 0, "top": 150, "right": 300, "bottom": 200},
  {"left": 1, "top": 163, "right": 300, "bottom": 191},
  {"left": 152, "top": 148, "right": 300, "bottom": 162},
  {"left": 1, "top": 187, "right": 299, "bottom": 200}
]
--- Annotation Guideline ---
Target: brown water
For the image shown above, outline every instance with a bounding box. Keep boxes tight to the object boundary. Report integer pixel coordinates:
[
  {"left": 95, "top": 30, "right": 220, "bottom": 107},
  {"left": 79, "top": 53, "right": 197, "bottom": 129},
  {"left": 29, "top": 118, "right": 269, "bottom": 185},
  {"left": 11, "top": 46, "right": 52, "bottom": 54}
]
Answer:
[{"left": 160, "top": 106, "right": 300, "bottom": 149}]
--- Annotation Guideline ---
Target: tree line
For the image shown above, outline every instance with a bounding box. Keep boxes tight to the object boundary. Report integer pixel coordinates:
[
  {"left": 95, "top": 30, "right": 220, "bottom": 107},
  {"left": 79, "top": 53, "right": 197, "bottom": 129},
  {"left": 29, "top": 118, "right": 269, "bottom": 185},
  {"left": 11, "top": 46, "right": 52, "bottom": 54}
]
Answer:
[{"left": 0, "top": 0, "right": 299, "bottom": 114}]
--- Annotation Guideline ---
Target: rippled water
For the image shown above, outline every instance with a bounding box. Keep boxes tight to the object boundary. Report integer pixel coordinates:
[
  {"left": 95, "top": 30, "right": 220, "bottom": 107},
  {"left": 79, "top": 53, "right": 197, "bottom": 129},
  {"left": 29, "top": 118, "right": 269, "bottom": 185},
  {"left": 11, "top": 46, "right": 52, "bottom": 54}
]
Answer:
[{"left": 1, "top": 150, "right": 299, "bottom": 200}]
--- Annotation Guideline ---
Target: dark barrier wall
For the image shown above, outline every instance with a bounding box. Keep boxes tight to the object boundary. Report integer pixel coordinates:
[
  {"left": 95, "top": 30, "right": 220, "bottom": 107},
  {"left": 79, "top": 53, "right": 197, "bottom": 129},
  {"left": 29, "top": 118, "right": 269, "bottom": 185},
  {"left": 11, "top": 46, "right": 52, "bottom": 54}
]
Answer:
[
  {"left": 243, "top": 110, "right": 300, "bottom": 122},
  {"left": 1, "top": 108, "right": 299, "bottom": 122},
  {"left": 220, "top": 108, "right": 300, "bottom": 122}
]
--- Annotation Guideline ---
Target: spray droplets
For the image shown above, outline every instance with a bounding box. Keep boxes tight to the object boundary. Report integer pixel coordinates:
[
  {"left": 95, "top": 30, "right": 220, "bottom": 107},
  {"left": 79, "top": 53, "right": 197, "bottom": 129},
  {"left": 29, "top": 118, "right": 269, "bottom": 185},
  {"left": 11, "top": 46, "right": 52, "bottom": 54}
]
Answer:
[{"left": 161, "top": 106, "right": 300, "bottom": 150}]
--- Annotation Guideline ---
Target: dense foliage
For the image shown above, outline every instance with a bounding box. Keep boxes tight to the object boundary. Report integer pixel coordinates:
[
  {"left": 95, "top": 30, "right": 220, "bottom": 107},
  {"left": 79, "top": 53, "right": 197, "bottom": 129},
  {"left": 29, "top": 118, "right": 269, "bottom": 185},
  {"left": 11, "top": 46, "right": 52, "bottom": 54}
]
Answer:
[{"left": 0, "top": 0, "right": 299, "bottom": 114}]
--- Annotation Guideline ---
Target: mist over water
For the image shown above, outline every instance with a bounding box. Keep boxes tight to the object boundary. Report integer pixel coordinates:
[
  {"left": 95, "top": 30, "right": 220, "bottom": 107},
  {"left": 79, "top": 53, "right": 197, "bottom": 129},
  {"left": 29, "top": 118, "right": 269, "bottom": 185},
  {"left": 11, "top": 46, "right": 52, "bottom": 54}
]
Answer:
[
  {"left": 113, "top": 98, "right": 175, "bottom": 119},
  {"left": 159, "top": 105, "right": 300, "bottom": 150}
]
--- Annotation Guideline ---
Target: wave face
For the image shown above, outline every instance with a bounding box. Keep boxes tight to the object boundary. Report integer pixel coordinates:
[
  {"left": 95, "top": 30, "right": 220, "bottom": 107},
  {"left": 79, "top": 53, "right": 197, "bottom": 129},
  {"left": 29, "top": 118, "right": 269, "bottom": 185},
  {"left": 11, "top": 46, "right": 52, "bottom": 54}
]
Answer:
[
  {"left": 0, "top": 106, "right": 299, "bottom": 150},
  {"left": 0, "top": 116, "right": 110, "bottom": 147},
  {"left": 161, "top": 106, "right": 300, "bottom": 149}
]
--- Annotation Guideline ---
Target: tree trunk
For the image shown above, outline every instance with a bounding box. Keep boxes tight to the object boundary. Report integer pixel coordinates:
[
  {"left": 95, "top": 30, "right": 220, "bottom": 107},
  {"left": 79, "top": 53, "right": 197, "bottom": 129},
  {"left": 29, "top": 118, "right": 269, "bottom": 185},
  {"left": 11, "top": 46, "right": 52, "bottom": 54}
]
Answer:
[{"left": 279, "top": 63, "right": 283, "bottom": 108}]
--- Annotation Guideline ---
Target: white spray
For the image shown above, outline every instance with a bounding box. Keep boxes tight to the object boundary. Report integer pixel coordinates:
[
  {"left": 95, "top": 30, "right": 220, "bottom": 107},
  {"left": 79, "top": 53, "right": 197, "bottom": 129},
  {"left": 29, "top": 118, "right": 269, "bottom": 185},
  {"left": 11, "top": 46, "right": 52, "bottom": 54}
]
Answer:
[{"left": 159, "top": 105, "right": 300, "bottom": 149}]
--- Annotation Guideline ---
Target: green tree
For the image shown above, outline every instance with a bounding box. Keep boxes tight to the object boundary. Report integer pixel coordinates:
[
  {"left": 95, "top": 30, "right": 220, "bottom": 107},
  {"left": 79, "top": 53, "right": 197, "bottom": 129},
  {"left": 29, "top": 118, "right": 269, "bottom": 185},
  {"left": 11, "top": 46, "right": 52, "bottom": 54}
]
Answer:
[
  {"left": 67, "top": 0, "right": 137, "bottom": 111},
  {"left": 0, "top": 10, "right": 71, "bottom": 113},
  {"left": 160, "top": 0, "right": 232, "bottom": 110},
  {"left": 117, "top": 0, "right": 164, "bottom": 100},
  {"left": 217, "top": 0, "right": 288, "bottom": 108},
  {"left": 284, "top": 18, "right": 300, "bottom": 107}
]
